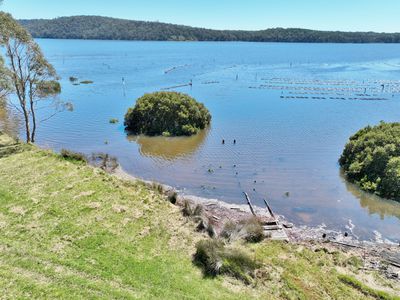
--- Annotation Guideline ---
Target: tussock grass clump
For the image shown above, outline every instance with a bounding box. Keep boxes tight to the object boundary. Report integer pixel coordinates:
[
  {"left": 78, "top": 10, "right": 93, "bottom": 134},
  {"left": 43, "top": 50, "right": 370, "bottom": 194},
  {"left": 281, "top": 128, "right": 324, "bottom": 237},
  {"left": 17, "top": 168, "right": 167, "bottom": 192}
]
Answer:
[
  {"left": 196, "top": 216, "right": 217, "bottom": 238},
  {"left": 241, "top": 218, "right": 265, "bottom": 243},
  {"left": 152, "top": 182, "right": 165, "bottom": 194},
  {"left": 60, "top": 149, "right": 87, "bottom": 163},
  {"left": 182, "top": 199, "right": 203, "bottom": 217},
  {"left": 194, "top": 239, "right": 259, "bottom": 284},
  {"left": 221, "top": 217, "right": 265, "bottom": 243},
  {"left": 181, "top": 200, "right": 216, "bottom": 237},
  {"left": 193, "top": 204, "right": 204, "bottom": 217},
  {"left": 167, "top": 191, "right": 178, "bottom": 204}
]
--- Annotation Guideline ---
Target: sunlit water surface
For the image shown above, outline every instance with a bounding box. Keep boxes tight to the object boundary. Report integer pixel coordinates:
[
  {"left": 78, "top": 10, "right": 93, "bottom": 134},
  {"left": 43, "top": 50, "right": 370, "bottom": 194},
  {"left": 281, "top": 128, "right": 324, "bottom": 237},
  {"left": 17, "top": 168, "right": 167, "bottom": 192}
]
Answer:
[{"left": 2, "top": 39, "right": 400, "bottom": 241}]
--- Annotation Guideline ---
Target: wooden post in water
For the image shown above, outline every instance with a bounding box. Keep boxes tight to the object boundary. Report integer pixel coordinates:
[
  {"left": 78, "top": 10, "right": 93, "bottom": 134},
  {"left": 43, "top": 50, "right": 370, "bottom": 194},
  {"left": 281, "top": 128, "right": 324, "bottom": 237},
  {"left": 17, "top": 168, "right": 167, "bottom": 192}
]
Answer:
[
  {"left": 263, "top": 199, "right": 275, "bottom": 219},
  {"left": 243, "top": 192, "right": 256, "bottom": 216}
]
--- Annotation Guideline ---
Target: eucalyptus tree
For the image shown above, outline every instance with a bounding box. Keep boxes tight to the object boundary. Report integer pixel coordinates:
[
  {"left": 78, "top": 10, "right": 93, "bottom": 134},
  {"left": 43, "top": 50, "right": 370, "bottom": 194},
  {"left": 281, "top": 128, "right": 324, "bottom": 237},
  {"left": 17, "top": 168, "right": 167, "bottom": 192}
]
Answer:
[
  {"left": 0, "top": 56, "right": 11, "bottom": 98},
  {"left": 0, "top": 12, "right": 70, "bottom": 142}
]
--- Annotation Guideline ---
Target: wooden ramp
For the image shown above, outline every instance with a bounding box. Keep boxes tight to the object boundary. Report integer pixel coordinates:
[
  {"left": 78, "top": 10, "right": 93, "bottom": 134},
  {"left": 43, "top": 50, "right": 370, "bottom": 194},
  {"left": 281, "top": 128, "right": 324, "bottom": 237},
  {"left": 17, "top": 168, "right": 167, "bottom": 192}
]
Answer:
[{"left": 244, "top": 192, "right": 289, "bottom": 241}]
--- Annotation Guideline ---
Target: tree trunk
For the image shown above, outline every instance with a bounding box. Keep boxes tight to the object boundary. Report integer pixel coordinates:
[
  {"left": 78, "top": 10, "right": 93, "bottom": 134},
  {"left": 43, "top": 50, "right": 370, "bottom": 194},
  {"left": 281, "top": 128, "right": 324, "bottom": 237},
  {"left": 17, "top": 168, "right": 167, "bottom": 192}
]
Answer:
[
  {"left": 22, "top": 104, "right": 31, "bottom": 143},
  {"left": 29, "top": 85, "right": 36, "bottom": 143},
  {"left": 30, "top": 102, "right": 36, "bottom": 143}
]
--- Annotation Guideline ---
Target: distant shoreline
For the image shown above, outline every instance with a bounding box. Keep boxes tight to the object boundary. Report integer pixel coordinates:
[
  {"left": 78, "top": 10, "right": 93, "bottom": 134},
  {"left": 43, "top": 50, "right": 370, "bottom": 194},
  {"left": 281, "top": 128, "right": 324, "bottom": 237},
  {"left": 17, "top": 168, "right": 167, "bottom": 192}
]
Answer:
[
  {"left": 32, "top": 37, "right": 400, "bottom": 45},
  {"left": 19, "top": 16, "right": 400, "bottom": 44}
]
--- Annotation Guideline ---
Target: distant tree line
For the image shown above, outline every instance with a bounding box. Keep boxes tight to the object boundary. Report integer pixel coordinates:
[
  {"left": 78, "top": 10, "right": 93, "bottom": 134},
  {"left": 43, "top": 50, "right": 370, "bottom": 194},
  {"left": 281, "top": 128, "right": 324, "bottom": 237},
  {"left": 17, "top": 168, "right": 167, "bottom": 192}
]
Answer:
[{"left": 19, "top": 16, "right": 400, "bottom": 43}]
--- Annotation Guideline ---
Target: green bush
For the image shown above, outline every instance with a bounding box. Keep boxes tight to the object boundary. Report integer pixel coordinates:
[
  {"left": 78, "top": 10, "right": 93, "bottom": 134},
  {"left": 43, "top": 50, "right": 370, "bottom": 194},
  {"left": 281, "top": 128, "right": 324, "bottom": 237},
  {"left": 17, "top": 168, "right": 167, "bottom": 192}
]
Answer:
[
  {"left": 124, "top": 91, "right": 211, "bottom": 136},
  {"left": 193, "top": 239, "right": 259, "bottom": 283},
  {"left": 339, "top": 122, "right": 400, "bottom": 201},
  {"left": 60, "top": 149, "right": 87, "bottom": 163}
]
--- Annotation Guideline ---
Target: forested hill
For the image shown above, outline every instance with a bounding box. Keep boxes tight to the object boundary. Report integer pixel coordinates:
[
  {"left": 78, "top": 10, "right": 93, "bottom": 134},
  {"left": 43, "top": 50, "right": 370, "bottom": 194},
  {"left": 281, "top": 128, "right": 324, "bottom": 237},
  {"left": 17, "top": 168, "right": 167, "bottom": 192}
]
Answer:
[{"left": 19, "top": 16, "right": 400, "bottom": 43}]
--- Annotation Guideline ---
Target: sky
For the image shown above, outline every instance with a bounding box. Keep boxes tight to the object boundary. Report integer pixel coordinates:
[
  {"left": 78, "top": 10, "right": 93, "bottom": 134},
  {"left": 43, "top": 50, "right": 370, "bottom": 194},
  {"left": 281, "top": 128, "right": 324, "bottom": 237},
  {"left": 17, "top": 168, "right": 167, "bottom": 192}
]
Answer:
[{"left": 2, "top": 0, "right": 400, "bottom": 33}]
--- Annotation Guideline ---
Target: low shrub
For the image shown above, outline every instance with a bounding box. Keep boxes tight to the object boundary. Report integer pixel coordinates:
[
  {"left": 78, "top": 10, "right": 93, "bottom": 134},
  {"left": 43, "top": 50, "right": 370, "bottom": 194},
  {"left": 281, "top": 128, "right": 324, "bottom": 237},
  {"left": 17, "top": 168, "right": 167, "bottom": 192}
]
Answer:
[
  {"left": 196, "top": 216, "right": 217, "bottom": 238},
  {"left": 194, "top": 239, "right": 259, "bottom": 284},
  {"left": 182, "top": 199, "right": 203, "bottom": 217},
  {"left": 60, "top": 149, "right": 87, "bottom": 163},
  {"left": 221, "top": 217, "right": 265, "bottom": 243},
  {"left": 241, "top": 218, "right": 265, "bottom": 243}
]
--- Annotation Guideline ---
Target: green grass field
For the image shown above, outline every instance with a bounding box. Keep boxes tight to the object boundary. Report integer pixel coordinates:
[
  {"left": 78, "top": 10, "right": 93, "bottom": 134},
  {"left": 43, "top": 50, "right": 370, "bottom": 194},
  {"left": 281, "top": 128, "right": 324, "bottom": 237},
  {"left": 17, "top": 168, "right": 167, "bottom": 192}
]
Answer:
[{"left": 0, "top": 133, "right": 398, "bottom": 299}]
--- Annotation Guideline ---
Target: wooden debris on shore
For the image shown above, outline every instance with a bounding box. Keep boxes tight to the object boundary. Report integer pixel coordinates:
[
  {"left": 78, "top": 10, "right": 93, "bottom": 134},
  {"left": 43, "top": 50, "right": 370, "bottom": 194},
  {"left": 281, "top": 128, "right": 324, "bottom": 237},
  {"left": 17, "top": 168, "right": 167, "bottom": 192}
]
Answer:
[
  {"left": 243, "top": 192, "right": 256, "bottom": 216},
  {"left": 263, "top": 198, "right": 288, "bottom": 241},
  {"left": 243, "top": 192, "right": 288, "bottom": 241}
]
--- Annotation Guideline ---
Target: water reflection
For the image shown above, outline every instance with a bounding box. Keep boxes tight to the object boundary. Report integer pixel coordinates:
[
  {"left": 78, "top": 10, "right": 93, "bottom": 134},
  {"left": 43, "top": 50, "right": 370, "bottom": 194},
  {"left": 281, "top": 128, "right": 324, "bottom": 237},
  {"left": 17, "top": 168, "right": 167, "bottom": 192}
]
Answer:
[
  {"left": 127, "top": 128, "right": 209, "bottom": 160},
  {"left": 341, "top": 171, "right": 400, "bottom": 220},
  {"left": 0, "top": 102, "right": 19, "bottom": 138}
]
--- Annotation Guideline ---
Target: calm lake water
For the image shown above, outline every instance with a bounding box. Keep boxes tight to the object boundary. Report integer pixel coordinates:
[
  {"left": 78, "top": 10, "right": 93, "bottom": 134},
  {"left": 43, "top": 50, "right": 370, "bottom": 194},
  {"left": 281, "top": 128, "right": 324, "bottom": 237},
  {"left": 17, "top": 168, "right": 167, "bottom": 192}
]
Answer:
[{"left": 3, "top": 39, "right": 400, "bottom": 241}]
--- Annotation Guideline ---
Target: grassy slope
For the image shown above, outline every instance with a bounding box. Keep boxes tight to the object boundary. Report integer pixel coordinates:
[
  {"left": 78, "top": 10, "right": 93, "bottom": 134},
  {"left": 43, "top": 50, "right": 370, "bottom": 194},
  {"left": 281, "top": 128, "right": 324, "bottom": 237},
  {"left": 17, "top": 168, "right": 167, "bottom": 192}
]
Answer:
[{"left": 0, "top": 136, "right": 398, "bottom": 299}]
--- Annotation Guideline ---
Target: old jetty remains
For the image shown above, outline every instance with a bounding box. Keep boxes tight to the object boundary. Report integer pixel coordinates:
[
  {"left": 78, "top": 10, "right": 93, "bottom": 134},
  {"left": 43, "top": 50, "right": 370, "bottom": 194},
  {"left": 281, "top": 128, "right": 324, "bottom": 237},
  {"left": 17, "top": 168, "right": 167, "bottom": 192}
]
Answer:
[{"left": 243, "top": 192, "right": 288, "bottom": 241}]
